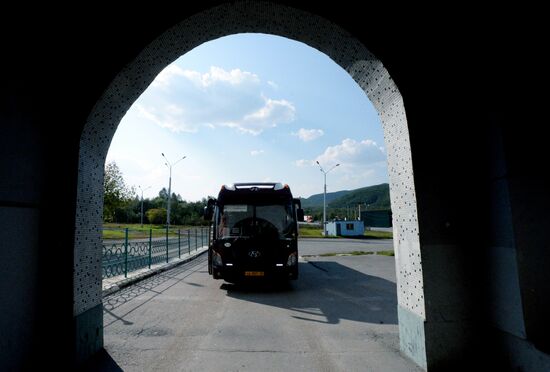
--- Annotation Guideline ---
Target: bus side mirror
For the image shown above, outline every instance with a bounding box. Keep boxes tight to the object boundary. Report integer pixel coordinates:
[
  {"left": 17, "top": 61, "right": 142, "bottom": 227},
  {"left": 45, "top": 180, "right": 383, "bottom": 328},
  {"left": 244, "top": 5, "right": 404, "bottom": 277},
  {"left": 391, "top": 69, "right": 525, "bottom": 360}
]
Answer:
[
  {"left": 203, "top": 206, "right": 213, "bottom": 220},
  {"left": 293, "top": 198, "right": 303, "bottom": 222},
  {"left": 297, "top": 208, "right": 304, "bottom": 222},
  {"left": 204, "top": 198, "right": 216, "bottom": 220}
]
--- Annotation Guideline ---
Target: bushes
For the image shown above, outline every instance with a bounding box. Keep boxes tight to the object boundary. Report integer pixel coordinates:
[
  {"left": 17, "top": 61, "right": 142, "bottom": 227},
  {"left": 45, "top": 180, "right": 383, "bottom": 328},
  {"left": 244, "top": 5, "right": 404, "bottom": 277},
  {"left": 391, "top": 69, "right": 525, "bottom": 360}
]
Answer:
[{"left": 146, "top": 208, "right": 167, "bottom": 225}]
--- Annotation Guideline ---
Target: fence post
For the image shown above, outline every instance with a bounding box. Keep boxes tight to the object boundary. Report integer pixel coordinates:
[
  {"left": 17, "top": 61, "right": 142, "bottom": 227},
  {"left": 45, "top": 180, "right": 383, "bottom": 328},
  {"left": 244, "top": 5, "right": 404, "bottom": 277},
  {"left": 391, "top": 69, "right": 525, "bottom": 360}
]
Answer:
[
  {"left": 208, "top": 225, "right": 211, "bottom": 247},
  {"left": 188, "top": 229, "right": 191, "bottom": 254},
  {"left": 148, "top": 228, "right": 152, "bottom": 269},
  {"left": 166, "top": 225, "right": 169, "bottom": 263},
  {"left": 195, "top": 228, "right": 198, "bottom": 252},
  {"left": 201, "top": 227, "right": 204, "bottom": 248},
  {"left": 124, "top": 228, "right": 128, "bottom": 278},
  {"left": 178, "top": 229, "right": 181, "bottom": 259}
]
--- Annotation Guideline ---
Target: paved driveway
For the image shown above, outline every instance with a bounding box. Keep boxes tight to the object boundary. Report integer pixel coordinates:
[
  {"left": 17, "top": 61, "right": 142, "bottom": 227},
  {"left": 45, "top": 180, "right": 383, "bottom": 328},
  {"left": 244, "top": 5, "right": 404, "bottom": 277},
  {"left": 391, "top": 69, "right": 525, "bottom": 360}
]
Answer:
[{"left": 101, "top": 239, "right": 419, "bottom": 371}]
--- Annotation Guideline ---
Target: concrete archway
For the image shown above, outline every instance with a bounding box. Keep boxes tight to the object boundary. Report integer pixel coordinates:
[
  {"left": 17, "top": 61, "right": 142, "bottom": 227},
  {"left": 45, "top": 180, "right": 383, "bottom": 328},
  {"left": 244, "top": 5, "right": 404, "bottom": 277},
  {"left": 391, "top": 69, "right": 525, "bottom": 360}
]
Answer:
[
  {"left": 2, "top": 2, "right": 547, "bottom": 371},
  {"left": 75, "top": 1, "right": 420, "bottom": 368}
]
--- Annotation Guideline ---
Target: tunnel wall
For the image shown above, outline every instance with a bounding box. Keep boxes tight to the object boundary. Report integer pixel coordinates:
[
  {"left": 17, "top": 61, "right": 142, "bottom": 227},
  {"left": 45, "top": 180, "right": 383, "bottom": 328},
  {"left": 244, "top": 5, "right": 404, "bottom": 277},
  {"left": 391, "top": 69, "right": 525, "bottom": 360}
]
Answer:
[{"left": 1, "top": 2, "right": 548, "bottom": 370}]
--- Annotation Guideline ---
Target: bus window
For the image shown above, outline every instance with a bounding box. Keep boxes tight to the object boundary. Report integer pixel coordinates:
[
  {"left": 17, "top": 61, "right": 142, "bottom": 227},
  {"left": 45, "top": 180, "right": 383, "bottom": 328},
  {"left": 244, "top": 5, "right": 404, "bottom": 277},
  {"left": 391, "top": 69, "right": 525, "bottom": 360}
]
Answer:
[
  {"left": 218, "top": 204, "right": 253, "bottom": 238},
  {"left": 256, "top": 204, "right": 295, "bottom": 238}
]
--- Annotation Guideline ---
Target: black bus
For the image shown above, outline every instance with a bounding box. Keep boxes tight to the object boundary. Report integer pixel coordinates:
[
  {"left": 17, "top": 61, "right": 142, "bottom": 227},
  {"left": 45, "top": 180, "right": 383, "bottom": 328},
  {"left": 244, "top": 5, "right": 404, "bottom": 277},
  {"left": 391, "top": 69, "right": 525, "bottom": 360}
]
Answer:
[{"left": 204, "top": 182, "right": 304, "bottom": 282}]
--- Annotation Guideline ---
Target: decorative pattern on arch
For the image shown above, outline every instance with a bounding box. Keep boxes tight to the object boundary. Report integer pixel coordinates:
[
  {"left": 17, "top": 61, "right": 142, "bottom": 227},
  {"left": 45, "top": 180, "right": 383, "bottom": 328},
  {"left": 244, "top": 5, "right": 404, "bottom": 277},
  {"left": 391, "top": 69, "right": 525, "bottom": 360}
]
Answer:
[{"left": 74, "top": 0, "right": 423, "bottom": 360}]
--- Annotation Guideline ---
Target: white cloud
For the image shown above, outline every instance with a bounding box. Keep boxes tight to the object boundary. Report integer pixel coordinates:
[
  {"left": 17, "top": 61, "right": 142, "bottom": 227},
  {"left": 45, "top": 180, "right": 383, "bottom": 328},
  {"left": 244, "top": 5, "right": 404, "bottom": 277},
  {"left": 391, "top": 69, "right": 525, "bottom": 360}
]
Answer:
[
  {"left": 152, "top": 65, "right": 259, "bottom": 89},
  {"left": 295, "top": 138, "right": 386, "bottom": 172},
  {"left": 250, "top": 150, "right": 264, "bottom": 156},
  {"left": 226, "top": 98, "right": 295, "bottom": 135},
  {"left": 151, "top": 64, "right": 186, "bottom": 88},
  {"left": 293, "top": 138, "right": 387, "bottom": 191},
  {"left": 182, "top": 66, "right": 260, "bottom": 88},
  {"left": 315, "top": 138, "right": 385, "bottom": 167},
  {"left": 295, "top": 159, "right": 314, "bottom": 167},
  {"left": 135, "top": 104, "right": 197, "bottom": 133},
  {"left": 139, "top": 66, "right": 295, "bottom": 135},
  {"left": 292, "top": 128, "right": 324, "bottom": 142},
  {"left": 267, "top": 80, "right": 279, "bottom": 89}
]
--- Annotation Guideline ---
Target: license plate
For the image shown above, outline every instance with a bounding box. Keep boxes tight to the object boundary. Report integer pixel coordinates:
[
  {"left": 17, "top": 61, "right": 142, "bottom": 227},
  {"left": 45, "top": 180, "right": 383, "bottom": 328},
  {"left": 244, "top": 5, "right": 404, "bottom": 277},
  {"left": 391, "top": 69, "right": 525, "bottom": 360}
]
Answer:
[{"left": 244, "top": 271, "right": 264, "bottom": 277}]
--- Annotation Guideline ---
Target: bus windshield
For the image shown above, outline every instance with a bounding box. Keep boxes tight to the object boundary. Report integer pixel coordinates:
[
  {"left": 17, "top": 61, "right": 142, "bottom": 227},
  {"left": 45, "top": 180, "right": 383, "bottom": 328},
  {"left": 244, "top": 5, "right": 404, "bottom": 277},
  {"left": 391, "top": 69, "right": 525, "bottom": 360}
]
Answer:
[{"left": 218, "top": 203, "right": 295, "bottom": 239}]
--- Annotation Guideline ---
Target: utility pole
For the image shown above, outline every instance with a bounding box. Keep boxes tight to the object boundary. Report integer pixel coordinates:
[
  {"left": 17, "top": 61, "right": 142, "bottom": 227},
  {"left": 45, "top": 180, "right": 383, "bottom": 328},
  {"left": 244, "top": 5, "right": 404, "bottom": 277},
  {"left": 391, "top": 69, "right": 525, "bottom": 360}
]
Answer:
[
  {"left": 161, "top": 153, "right": 186, "bottom": 227},
  {"left": 316, "top": 161, "right": 340, "bottom": 236}
]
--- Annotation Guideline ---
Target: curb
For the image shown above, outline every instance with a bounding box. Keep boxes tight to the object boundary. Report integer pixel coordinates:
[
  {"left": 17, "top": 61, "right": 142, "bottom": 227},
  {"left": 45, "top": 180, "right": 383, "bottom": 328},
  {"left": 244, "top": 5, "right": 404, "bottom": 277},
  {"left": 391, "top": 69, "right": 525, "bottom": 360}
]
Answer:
[{"left": 102, "top": 247, "right": 208, "bottom": 297}]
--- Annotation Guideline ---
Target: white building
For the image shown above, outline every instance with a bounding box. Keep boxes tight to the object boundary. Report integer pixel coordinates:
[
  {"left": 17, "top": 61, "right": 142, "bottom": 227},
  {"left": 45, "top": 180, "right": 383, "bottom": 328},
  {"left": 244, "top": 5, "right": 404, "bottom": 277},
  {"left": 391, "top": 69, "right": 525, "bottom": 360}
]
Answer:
[{"left": 326, "top": 220, "right": 364, "bottom": 236}]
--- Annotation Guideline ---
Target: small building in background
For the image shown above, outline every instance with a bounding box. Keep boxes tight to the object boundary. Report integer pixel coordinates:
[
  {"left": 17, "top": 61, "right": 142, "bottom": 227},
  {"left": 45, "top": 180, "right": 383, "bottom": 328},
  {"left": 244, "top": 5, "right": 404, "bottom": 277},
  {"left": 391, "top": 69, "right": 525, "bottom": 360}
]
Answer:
[{"left": 326, "top": 220, "right": 364, "bottom": 236}]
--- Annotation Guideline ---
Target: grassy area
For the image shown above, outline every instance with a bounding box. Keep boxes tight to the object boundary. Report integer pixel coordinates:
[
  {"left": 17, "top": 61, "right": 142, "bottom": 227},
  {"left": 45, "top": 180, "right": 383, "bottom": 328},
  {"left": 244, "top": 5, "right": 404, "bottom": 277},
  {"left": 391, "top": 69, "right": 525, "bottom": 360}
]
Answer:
[
  {"left": 363, "top": 230, "right": 393, "bottom": 239},
  {"left": 102, "top": 223, "right": 392, "bottom": 240},
  {"left": 102, "top": 223, "right": 208, "bottom": 240},
  {"left": 298, "top": 225, "right": 325, "bottom": 238},
  {"left": 298, "top": 225, "right": 393, "bottom": 239}
]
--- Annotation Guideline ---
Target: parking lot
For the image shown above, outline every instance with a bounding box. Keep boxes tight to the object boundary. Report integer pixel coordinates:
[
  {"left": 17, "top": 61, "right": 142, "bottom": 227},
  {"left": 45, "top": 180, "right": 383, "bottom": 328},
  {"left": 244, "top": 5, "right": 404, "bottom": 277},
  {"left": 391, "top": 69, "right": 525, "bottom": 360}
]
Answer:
[{"left": 102, "top": 238, "right": 418, "bottom": 371}]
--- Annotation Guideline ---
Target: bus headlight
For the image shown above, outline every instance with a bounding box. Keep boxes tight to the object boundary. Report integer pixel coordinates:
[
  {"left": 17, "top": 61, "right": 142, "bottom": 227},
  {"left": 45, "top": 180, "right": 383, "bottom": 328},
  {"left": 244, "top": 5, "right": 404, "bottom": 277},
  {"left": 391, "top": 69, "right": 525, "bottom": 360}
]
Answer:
[
  {"left": 287, "top": 253, "right": 297, "bottom": 266},
  {"left": 213, "top": 251, "right": 223, "bottom": 267}
]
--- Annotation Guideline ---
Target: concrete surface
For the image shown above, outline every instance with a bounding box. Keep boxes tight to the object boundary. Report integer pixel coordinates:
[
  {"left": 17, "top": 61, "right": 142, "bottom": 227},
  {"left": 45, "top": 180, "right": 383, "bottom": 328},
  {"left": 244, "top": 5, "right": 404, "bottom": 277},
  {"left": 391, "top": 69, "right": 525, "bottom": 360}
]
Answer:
[{"left": 101, "top": 240, "right": 420, "bottom": 371}]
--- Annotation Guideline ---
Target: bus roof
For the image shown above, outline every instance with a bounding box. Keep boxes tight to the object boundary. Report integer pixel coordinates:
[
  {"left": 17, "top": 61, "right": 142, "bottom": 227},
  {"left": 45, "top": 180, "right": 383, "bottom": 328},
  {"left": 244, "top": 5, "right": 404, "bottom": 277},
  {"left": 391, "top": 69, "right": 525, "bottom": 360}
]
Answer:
[{"left": 217, "top": 182, "right": 294, "bottom": 204}]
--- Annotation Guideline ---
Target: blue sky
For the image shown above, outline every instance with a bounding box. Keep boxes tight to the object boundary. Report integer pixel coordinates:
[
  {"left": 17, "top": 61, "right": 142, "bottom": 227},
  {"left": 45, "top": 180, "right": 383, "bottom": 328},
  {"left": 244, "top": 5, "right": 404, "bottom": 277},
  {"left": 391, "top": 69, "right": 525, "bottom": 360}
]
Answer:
[{"left": 107, "top": 33, "right": 387, "bottom": 201}]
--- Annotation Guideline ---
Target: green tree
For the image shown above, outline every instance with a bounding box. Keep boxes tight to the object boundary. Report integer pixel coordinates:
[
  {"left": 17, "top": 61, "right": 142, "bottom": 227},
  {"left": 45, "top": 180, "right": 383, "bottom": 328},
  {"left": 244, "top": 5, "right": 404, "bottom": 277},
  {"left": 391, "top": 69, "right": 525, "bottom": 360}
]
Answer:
[
  {"left": 146, "top": 208, "right": 167, "bottom": 225},
  {"left": 103, "top": 161, "right": 135, "bottom": 222}
]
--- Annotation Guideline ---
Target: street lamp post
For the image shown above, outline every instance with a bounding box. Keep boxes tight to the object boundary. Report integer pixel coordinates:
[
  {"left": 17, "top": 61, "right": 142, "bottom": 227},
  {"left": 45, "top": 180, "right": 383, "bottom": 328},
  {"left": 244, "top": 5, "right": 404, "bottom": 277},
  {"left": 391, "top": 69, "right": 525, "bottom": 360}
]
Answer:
[
  {"left": 138, "top": 185, "right": 151, "bottom": 227},
  {"left": 161, "top": 153, "right": 186, "bottom": 227},
  {"left": 316, "top": 161, "right": 340, "bottom": 236}
]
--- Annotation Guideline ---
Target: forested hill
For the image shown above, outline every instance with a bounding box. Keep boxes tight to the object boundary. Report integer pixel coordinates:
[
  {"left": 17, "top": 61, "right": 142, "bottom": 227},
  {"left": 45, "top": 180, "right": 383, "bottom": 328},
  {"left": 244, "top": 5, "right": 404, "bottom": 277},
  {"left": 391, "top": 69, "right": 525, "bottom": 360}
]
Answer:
[
  {"left": 299, "top": 189, "right": 350, "bottom": 208},
  {"left": 300, "top": 183, "right": 391, "bottom": 210},
  {"left": 329, "top": 183, "right": 390, "bottom": 209}
]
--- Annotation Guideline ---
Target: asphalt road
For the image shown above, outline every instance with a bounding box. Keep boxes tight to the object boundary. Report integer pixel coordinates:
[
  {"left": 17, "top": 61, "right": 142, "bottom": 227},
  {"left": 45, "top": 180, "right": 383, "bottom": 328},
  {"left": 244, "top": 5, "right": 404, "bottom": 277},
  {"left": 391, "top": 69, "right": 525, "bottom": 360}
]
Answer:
[{"left": 101, "top": 239, "right": 419, "bottom": 372}]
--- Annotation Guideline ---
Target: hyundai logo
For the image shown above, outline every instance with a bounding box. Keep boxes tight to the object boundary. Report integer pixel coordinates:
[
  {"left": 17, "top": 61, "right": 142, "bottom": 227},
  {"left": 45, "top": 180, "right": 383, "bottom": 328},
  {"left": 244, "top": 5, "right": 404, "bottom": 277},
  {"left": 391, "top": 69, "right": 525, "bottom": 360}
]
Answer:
[{"left": 248, "top": 250, "right": 261, "bottom": 258}]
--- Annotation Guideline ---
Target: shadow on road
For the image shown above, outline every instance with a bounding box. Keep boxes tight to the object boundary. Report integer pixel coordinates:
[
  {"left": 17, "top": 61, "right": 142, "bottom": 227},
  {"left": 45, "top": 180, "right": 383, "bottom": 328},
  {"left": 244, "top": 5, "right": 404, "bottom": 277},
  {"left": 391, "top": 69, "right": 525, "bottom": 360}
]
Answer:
[
  {"left": 222, "top": 260, "right": 397, "bottom": 325},
  {"left": 103, "top": 255, "right": 207, "bottom": 327},
  {"left": 80, "top": 348, "right": 123, "bottom": 372}
]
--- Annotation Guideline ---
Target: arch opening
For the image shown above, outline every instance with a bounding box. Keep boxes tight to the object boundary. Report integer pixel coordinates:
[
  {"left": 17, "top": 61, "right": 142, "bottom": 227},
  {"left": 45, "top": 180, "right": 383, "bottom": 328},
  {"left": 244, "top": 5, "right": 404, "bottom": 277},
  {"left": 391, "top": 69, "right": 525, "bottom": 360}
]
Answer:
[{"left": 74, "top": 2, "right": 423, "bottom": 368}]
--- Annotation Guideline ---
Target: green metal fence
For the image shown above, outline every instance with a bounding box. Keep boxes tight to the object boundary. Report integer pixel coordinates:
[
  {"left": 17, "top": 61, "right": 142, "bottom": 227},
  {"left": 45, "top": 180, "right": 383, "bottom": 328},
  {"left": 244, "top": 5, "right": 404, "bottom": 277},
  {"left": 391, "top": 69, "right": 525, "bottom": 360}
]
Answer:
[{"left": 102, "top": 227, "right": 210, "bottom": 279}]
